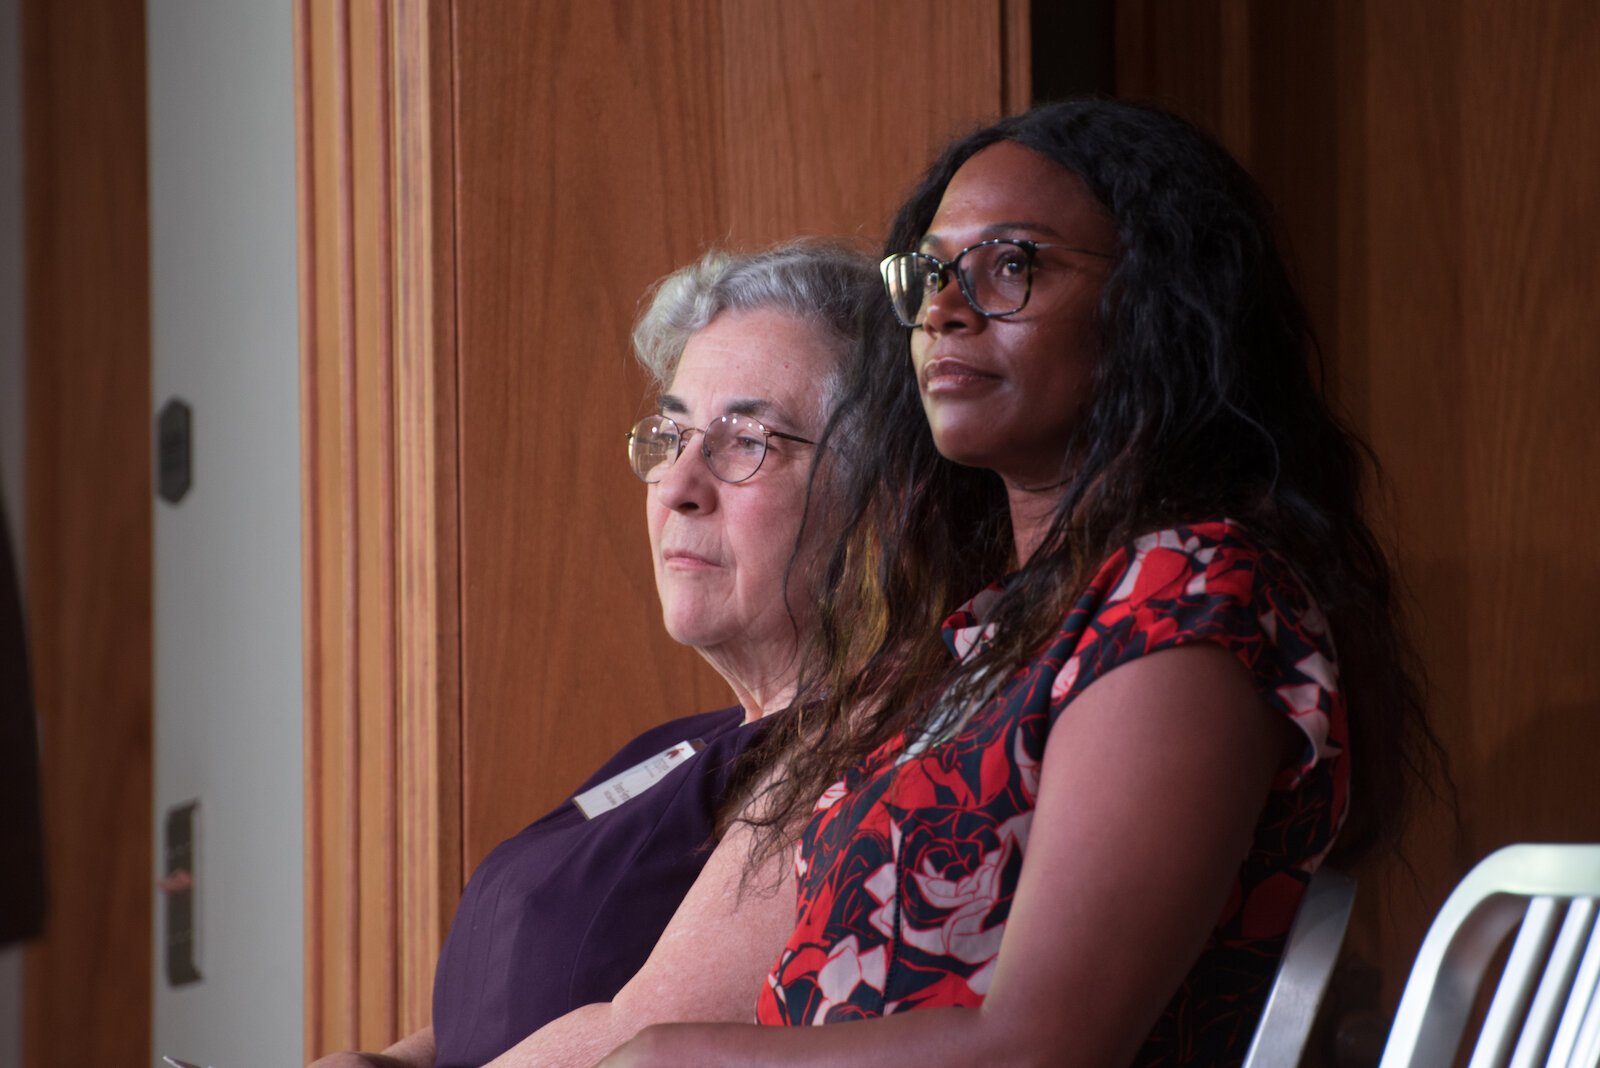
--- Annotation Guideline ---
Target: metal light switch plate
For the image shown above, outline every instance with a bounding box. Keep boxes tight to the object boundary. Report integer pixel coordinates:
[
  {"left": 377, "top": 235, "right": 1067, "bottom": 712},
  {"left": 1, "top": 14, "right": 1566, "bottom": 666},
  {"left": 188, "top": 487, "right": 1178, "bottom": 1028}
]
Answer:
[{"left": 163, "top": 799, "right": 202, "bottom": 986}]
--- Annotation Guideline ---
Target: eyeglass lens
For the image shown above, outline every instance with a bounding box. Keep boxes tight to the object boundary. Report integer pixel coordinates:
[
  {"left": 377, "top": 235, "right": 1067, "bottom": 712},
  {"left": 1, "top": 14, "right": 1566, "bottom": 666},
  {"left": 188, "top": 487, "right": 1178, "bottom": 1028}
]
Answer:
[
  {"left": 882, "top": 240, "right": 1034, "bottom": 327},
  {"left": 627, "top": 414, "right": 772, "bottom": 484}
]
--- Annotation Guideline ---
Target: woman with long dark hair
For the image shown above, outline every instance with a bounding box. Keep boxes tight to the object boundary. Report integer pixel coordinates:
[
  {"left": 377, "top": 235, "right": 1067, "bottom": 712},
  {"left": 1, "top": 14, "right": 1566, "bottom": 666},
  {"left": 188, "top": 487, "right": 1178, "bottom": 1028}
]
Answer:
[{"left": 599, "top": 99, "right": 1443, "bottom": 1067}]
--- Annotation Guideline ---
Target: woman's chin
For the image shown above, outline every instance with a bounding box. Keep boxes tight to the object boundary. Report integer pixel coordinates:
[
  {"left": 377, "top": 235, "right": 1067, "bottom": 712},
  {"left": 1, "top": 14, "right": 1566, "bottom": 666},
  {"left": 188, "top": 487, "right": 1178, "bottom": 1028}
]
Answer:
[
  {"left": 927, "top": 432, "right": 997, "bottom": 473},
  {"left": 661, "top": 610, "right": 736, "bottom": 656},
  {"left": 662, "top": 616, "right": 709, "bottom": 650}
]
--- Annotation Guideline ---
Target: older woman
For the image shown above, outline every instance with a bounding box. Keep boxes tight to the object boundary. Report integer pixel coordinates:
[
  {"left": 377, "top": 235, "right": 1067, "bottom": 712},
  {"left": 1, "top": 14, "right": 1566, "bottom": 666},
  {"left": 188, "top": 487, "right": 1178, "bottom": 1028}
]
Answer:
[
  {"left": 311, "top": 241, "right": 877, "bottom": 1068},
  {"left": 603, "top": 99, "right": 1442, "bottom": 1067}
]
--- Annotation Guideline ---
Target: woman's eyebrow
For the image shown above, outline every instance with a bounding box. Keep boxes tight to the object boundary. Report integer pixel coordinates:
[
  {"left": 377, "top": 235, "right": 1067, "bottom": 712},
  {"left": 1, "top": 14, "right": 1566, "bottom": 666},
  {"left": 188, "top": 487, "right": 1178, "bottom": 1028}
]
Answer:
[
  {"left": 723, "top": 397, "right": 781, "bottom": 420},
  {"left": 658, "top": 394, "right": 794, "bottom": 426},
  {"left": 980, "top": 221, "right": 1063, "bottom": 240},
  {"left": 730, "top": 396, "right": 806, "bottom": 432},
  {"left": 919, "top": 221, "right": 1064, "bottom": 252}
]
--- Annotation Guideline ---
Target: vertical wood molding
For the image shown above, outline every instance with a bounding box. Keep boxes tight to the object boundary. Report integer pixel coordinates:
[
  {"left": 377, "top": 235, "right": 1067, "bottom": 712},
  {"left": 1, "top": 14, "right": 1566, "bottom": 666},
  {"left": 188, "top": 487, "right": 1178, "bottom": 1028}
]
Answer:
[
  {"left": 297, "top": 0, "right": 459, "bottom": 1056},
  {"left": 391, "top": 0, "right": 462, "bottom": 1035},
  {"left": 292, "top": 0, "right": 326, "bottom": 1050},
  {"left": 333, "top": 0, "right": 367, "bottom": 1043},
  {"left": 20, "top": 0, "right": 153, "bottom": 1064}
]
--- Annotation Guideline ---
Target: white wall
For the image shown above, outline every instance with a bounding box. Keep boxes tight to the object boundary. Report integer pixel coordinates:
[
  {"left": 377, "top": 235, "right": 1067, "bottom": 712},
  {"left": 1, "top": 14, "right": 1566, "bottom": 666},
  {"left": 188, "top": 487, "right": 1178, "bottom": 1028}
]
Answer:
[
  {"left": 147, "top": 2, "right": 304, "bottom": 1064},
  {"left": 0, "top": 0, "right": 27, "bottom": 1061}
]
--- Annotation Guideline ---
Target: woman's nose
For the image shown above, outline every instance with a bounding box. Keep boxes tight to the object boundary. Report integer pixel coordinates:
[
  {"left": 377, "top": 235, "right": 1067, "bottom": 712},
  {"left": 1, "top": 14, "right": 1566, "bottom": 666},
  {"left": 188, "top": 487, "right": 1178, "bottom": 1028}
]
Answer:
[
  {"left": 652, "top": 438, "right": 719, "bottom": 513},
  {"left": 920, "top": 276, "right": 979, "bottom": 336}
]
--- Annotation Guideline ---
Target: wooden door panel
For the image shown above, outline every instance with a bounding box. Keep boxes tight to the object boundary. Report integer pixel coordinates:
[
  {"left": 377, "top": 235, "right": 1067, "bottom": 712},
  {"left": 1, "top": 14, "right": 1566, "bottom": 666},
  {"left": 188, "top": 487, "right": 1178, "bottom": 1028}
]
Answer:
[
  {"left": 300, "top": 0, "right": 1022, "bottom": 1052},
  {"left": 21, "top": 1, "right": 153, "bottom": 1064},
  {"left": 1358, "top": 0, "right": 1600, "bottom": 994},
  {"left": 1119, "top": 0, "right": 1600, "bottom": 1027},
  {"left": 452, "top": 0, "right": 1018, "bottom": 873},
  {"left": 299, "top": 0, "right": 463, "bottom": 1049}
]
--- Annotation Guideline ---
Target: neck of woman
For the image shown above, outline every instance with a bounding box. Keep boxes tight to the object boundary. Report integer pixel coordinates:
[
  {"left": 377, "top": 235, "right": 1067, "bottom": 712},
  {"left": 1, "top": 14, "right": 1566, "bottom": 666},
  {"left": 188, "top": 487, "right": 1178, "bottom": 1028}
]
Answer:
[
  {"left": 1005, "top": 479, "right": 1068, "bottom": 567},
  {"left": 702, "top": 645, "right": 800, "bottom": 723}
]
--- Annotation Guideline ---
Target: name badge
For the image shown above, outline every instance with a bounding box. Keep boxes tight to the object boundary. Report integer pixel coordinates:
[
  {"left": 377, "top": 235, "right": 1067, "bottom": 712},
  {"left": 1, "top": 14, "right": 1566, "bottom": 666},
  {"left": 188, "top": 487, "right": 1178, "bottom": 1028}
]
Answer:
[{"left": 572, "top": 738, "right": 705, "bottom": 819}]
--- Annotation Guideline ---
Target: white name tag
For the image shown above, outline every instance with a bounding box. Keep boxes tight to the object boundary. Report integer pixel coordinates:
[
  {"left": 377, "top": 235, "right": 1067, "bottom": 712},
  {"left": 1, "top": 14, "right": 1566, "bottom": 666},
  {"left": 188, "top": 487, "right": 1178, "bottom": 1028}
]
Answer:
[{"left": 572, "top": 738, "right": 705, "bottom": 819}]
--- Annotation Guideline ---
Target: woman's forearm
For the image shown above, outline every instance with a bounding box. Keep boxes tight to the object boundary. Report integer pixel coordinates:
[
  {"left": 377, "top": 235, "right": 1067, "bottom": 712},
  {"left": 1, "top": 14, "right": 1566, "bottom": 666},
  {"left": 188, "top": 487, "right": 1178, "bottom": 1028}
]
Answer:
[
  {"left": 306, "top": 1024, "right": 434, "bottom": 1068},
  {"left": 483, "top": 1002, "right": 634, "bottom": 1068},
  {"left": 599, "top": 1008, "right": 1061, "bottom": 1068},
  {"left": 380, "top": 1025, "right": 435, "bottom": 1066}
]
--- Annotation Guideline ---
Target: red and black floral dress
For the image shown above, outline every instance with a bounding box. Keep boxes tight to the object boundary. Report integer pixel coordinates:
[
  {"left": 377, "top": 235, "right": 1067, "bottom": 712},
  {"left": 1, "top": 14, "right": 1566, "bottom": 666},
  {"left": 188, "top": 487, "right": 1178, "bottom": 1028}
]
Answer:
[{"left": 755, "top": 521, "right": 1349, "bottom": 1066}]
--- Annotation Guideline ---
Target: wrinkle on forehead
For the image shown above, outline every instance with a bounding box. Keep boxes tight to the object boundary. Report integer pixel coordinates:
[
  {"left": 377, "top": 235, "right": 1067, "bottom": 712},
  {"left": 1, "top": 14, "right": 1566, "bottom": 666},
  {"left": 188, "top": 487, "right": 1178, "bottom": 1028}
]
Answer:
[{"left": 660, "top": 308, "right": 837, "bottom": 435}]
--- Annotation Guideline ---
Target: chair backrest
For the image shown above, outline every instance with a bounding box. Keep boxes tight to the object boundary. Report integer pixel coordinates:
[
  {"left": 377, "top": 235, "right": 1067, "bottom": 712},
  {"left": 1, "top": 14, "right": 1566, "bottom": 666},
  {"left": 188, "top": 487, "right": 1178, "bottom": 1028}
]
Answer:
[
  {"left": 1242, "top": 864, "right": 1358, "bottom": 1068},
  {"left": 1379, "top": 843, "right": 1600, "bottom": 1068}
]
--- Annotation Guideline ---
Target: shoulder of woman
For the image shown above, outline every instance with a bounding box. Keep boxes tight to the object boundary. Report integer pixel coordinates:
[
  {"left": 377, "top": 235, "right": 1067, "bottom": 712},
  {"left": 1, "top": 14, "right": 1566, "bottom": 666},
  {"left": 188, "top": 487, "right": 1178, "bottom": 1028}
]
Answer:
[
  {"left": 1055, "top": 518, "right": 1342, "bottom": 787},
  {"left": 1078, "top": 519, "right": 1315, "bottom": 614}
]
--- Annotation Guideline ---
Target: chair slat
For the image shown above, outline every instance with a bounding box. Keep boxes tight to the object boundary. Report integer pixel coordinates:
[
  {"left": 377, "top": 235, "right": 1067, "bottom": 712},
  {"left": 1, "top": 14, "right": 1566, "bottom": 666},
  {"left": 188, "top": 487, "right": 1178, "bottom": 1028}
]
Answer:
[
  {"left": 1241, "top": 867, "right": 1357, "bottom": 1068},
  {"left": 1470, "top": 895, "right": 1562, "bottom": 1068},
  {"left": 1567, "top": 976, "right": 1600, "bottom": 1068},
  {"left": 1550, "top": 903, "right": 1600, "bottom": 1066},
  {"left": 1508, "top": 897, "right": 1595, "bottom": 1068},
  {"left": 1379, "top": 845, "right": 1600, "bottom": 1068}
]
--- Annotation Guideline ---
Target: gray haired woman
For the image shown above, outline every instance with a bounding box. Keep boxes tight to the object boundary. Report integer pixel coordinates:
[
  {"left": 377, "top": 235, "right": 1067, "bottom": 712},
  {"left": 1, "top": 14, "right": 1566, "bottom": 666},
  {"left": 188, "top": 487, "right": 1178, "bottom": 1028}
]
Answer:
[{"left": 311, "top": 240, "right": 876, "bottom": 1068}]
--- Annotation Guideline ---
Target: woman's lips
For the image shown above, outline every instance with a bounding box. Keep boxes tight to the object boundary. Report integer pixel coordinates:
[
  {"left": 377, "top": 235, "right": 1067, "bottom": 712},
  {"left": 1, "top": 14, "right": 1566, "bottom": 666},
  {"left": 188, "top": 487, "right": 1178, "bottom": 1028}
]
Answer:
[
  {"left": 921, "top": 357, "right": 1000, "bottom": 395},
  {"left": 662, "top": 549, "right": 719, "bottom": 569}
]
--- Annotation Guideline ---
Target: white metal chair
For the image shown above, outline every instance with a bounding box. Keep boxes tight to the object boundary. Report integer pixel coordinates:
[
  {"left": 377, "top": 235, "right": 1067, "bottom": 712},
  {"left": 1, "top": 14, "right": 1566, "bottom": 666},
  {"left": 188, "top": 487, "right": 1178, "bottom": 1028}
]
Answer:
[
  {"left": 1379, "top": 843, "right": 1600, "bottom": 1068},
  {"left": 1242, "top": 864, "right": 1358, "bottom": 1068}
]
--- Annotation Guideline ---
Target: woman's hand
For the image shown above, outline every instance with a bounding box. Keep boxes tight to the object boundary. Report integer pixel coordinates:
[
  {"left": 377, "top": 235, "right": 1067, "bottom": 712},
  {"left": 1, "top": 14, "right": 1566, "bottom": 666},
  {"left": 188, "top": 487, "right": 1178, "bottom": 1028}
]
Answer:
[
  {"left": 307, "top": 1024, "right": 433, "bottom": 1068},
  {"left": 306, "top": 1053, "right": 400, "bottom": 1068}
]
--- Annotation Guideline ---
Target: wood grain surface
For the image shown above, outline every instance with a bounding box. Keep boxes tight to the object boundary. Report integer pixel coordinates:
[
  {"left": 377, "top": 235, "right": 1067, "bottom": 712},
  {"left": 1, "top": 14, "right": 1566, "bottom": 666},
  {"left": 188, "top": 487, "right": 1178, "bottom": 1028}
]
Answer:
[
  {"left": 298, "top": 1, "right": 1019, "bottom": 1055},
  {"left": 1120, "top": 0, "right": 1600, "bottom": 1036},
  {"left": 449, "top": 0, "right": 1017, "bottom": 890},
  {"left": 298, "top": 0, "right": 410, "bottom": 1049},
  {"left": 20, "top": 0, "right": 154, "bottom": 1064},
  {"left": 291, "top": 0, "right": 1600, "bottom": 1054},
  {"left": 1356, "top": 0, "right": 1600, "bottom": 1007},
  {"left": 389, "top": 0, "right": 462, "bottom": 1042}
]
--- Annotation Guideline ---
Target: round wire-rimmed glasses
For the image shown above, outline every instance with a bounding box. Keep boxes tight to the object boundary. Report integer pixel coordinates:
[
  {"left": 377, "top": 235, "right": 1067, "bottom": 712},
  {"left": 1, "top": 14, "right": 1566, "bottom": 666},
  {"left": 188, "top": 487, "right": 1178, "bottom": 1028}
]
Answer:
[
  {"left": 625, "top": 413, "right": 815, "bottom": 484},
  {"left": 879, "top": 238, "right": 1112, "bottom": 328}
]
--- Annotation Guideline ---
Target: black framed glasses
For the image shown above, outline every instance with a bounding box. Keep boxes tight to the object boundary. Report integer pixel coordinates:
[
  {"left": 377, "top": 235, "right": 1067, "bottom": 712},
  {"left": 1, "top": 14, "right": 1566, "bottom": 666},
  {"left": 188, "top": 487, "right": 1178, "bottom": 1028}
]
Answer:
[
  {"left": 625, "top": 413, "right": 815, "bottom": 484},
  {"left": 879, "top": 238, "right": 1111, "bottom": 328}
]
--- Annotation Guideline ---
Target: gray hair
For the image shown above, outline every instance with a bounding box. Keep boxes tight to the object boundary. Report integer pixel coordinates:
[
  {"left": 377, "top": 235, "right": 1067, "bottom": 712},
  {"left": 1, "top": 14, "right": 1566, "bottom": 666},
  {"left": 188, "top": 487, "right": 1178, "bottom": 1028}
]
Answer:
[{"left": 631, "top": 240, "right": 879, "bottom": 416}]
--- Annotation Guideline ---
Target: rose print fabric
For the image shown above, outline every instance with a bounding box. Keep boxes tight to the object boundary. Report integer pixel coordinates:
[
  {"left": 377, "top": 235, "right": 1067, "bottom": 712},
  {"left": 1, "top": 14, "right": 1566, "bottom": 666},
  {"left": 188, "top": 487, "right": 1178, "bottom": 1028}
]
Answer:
[{"left": 756, "top": 521, "right": 1348, "bottom": 1066}]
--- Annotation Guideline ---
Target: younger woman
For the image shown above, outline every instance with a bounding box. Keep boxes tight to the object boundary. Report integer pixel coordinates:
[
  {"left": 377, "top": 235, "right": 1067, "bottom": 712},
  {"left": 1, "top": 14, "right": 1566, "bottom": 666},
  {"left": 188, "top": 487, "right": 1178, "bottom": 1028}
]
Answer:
[{"left": 604, "top": 99, "right": 1439, "bottom": 1067}]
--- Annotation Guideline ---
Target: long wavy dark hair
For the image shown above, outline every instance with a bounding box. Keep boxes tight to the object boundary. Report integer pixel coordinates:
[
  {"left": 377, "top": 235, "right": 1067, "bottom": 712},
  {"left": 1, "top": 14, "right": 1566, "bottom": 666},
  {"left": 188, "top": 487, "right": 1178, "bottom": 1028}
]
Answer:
[{"left": 736, "top": 98, "right": 1443, "bottom": 871}]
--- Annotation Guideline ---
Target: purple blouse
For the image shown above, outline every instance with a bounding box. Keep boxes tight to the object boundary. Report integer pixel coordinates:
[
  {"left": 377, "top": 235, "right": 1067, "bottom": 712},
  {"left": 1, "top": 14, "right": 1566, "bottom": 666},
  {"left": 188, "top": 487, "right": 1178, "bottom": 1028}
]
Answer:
[{"left": 431, "top": 705, "right": 757, "bottom": 1067}]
